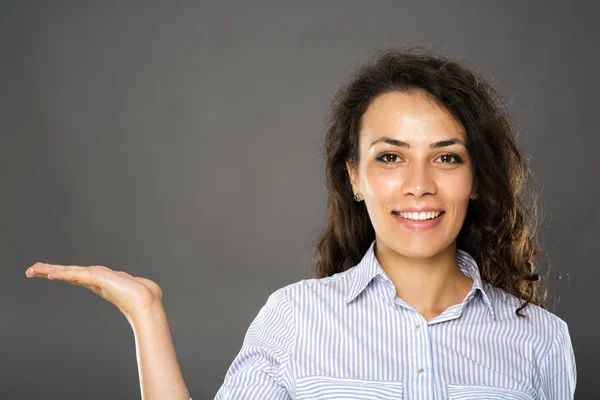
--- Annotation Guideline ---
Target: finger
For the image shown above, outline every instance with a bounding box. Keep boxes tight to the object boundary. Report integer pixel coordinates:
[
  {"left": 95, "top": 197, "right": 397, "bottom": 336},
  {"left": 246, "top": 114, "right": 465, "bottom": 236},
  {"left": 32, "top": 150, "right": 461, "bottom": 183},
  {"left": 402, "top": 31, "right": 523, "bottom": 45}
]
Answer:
[
  {"left": 26, "top": 264, "right": 78, "bottom": 278},
  {"left": 27, "top": 263, "right": 109, "bottom": 278},
  {"left": 26, "top": 262, "right": 50, "bottom": 277},
  {"left": 27, "top": 262, "right": 71, "bottom": 276},
  {"left": 47, "top": 266, "right": 110, "bottom": 287},
  {"left": 47, "top": 268, "right": 86, "bottom": 283}
]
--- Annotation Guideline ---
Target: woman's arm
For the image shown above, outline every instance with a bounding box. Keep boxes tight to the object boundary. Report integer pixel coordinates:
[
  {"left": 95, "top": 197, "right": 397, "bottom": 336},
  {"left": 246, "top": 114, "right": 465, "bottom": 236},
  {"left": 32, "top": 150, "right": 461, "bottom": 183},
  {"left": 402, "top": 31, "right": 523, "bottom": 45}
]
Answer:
[
  {"left": 539, "top": 319, "right": 577, "bottom": 399},
  {"left": 129, "top": 301, "right": 190, "bottom": 400},
  {"left": 214, "top": 288, "right": 295, "bottom": 399}
]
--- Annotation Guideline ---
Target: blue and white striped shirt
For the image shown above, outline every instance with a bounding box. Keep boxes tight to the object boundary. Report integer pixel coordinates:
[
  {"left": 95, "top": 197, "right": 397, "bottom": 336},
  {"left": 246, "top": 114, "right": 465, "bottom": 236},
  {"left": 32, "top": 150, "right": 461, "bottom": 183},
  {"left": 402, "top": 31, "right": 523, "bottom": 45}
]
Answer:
[{"left": 214, "top": 240, "right": 576, "bottom": 399}]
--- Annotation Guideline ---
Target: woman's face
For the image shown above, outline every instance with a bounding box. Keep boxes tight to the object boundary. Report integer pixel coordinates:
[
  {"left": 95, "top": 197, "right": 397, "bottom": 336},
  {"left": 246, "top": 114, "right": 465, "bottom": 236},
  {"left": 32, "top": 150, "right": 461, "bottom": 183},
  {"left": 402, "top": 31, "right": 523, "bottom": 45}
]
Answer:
[{"left": 346, "top": 90, "right": 477, "bottom": 259}]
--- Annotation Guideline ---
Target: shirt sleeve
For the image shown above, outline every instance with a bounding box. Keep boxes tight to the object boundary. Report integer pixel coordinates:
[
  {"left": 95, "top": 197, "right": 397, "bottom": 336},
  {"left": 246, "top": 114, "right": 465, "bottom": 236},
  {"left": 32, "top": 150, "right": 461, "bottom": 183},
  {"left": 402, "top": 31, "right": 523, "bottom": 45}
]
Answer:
[
  {"left": 539, "top": 319, "right": 577, "bottom": 399},
  {"left": 214, "top": 287, "right": 296, "bottom": 400}
]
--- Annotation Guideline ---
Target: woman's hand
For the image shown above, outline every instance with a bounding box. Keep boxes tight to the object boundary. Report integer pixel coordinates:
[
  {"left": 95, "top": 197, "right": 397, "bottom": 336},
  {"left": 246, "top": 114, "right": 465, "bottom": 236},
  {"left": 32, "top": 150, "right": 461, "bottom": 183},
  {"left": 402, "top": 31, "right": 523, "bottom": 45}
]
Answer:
[{"left": 25, "top": 262, "right": 163, "bottom": 322}]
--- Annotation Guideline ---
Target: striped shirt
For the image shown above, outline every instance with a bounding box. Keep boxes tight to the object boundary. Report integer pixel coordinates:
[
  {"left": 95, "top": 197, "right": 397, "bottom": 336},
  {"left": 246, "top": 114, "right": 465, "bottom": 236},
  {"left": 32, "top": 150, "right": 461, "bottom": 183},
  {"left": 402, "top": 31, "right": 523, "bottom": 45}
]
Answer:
[{"left": 213, "top": 240, "right": 576, "bottom": 399}]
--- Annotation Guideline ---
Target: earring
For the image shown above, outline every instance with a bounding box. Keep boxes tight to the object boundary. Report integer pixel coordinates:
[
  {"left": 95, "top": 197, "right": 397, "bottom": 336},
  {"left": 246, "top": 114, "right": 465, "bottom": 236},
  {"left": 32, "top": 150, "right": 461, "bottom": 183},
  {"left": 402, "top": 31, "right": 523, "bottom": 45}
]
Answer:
[
  {"left": 353, "top": 193, "right": 362, "bottom": 202},
  {"left": 472, "top": 193, "right": 478, "bottom": 200}
]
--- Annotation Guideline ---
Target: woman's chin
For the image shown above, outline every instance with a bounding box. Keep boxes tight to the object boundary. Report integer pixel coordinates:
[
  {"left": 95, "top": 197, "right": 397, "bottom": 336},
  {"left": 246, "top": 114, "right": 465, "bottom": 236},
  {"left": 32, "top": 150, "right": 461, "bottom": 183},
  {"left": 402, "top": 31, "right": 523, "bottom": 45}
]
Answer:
[{"left": 390, "top": 238, "right": 454, "bottom": 260}]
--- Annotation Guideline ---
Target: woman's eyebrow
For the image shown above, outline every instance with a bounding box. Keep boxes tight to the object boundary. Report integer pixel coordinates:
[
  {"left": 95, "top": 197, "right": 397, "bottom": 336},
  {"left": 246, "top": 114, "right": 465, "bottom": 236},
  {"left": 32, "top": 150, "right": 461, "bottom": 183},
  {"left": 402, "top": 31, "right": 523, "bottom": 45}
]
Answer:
[{"left": 370, "top": 137, "right": 465, "bottom": 149}]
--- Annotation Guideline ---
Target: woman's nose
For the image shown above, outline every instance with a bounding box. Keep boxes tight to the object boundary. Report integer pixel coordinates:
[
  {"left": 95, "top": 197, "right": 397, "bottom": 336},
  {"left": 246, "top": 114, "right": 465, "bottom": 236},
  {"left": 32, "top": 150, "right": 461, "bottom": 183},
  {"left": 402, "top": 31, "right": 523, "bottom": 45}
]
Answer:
[{"left": 401, "top": 164, "right": 436, "bottom": 197}]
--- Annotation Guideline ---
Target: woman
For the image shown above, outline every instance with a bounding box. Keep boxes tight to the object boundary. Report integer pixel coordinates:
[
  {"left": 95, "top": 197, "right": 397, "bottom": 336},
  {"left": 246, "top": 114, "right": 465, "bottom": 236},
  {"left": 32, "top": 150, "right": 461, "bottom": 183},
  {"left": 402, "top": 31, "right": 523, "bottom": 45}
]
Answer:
[{"left": 26, "top": 48, "right": 576, "bottom": 399}]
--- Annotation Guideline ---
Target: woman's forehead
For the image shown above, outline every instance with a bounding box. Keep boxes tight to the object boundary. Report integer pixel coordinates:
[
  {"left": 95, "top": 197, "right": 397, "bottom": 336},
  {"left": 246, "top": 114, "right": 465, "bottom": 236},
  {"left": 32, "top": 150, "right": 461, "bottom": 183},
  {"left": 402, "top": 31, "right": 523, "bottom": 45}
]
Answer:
[{"left": 360, "top": 91, "right": 466, "bottom": 146}]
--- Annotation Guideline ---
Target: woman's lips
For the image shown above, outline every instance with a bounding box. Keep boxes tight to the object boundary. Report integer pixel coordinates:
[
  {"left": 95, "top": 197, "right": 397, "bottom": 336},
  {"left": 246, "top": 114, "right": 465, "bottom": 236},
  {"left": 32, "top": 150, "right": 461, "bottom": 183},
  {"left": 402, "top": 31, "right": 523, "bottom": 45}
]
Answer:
[{"left": 393, "top": 211, "right": 445, "bottom": 231}]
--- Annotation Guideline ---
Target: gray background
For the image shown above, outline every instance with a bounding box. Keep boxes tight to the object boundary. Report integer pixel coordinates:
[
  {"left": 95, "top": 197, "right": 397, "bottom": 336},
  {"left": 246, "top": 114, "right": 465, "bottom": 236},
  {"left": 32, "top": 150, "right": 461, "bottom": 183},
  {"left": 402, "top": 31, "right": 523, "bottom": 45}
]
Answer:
[{"left": 2, "top": 1, "right": 597, "bottom": 398}]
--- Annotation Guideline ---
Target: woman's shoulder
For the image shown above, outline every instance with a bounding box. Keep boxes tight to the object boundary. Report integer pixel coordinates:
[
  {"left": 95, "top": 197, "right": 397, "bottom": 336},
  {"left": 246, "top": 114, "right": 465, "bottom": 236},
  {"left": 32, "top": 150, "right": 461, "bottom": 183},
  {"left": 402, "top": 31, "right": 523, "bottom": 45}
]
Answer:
[
  {"left": 484, "top": 282, "right": 571, "bottom": 338},
  {"left": 265, "top": 266, "right": 360, "bottom": 309},
  {"left": 470, "top": 282, "right": 574, "bottom": 369}
]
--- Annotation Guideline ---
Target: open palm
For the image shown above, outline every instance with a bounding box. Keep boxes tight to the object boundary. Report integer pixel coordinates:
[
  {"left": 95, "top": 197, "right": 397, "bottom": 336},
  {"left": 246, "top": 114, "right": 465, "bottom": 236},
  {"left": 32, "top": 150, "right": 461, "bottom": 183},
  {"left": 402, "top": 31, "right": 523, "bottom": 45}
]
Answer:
[{"left": 26, "top": 263, "right": 163, "bottom": 320}]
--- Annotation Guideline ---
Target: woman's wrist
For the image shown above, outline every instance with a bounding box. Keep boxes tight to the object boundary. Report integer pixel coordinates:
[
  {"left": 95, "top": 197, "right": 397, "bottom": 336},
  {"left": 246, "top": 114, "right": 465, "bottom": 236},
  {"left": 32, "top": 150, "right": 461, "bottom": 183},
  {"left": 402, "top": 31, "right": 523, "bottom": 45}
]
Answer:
[{"left": 126, "top": 299, "right": 166, "bottom": 329}]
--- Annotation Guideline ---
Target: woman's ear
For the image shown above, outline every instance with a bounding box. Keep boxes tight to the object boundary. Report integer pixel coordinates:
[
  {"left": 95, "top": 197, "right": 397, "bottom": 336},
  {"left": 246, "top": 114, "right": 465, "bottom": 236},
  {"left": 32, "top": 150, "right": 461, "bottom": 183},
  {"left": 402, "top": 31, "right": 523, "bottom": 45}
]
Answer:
[
  {"left": 470, "top": 181, "right": 478, "bottom": 200},
  {"left": 346, "top": 160, "right": 364, "bottom": 202},
  {"left": 346, "top": 160, "right": 357, "bottom": 193}
]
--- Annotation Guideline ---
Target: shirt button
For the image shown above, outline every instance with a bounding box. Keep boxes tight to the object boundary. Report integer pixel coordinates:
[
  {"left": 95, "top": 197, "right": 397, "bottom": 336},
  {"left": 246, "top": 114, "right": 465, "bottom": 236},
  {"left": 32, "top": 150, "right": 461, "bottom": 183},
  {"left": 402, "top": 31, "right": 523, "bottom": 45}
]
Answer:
[
  {"left": 415, "top": 324, "right": 421, "bottom": 331},
  {"left": 418, "top": 368, "right": 424, "bottom": 374}
]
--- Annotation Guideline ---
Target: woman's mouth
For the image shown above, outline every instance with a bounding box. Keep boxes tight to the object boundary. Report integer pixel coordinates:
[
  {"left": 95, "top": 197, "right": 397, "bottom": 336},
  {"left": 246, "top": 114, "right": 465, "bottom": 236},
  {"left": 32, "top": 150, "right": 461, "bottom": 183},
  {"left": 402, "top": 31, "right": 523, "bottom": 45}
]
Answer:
[
  {"left": 392, "top": 210, "right": 445, "bottom": 230},
  {"left": 393, "top": 210, "right": 444, "bottom": 220}
]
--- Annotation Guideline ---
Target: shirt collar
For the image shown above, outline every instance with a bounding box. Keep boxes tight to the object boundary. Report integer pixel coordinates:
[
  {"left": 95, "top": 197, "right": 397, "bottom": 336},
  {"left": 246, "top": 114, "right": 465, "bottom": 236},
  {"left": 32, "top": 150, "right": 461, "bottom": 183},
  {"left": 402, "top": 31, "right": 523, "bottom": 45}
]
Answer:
[{"left": 345, "top": 240, "right": 496, "bottom": 321}]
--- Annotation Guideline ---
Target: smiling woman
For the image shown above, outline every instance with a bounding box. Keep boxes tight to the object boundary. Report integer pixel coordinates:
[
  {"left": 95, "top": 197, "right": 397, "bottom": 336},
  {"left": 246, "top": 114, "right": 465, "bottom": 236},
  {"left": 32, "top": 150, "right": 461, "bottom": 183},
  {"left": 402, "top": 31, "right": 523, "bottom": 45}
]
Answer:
[{"left": 215, "top": 49, "right": 577, "bottom": 399}]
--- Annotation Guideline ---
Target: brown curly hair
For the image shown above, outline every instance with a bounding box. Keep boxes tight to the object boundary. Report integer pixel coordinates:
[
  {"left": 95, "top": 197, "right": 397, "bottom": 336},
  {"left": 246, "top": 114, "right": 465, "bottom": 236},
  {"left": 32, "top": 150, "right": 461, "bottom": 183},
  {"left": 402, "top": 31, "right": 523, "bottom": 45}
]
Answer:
[{"left": 313, "top": 47, "right": 549, "bottom": 318}]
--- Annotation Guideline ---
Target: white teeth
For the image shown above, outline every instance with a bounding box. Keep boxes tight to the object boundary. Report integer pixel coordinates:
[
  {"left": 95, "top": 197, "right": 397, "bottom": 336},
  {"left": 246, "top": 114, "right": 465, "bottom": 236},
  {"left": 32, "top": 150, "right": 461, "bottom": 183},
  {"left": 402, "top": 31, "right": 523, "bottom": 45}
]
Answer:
[{"left": 395, "top": 211, "right": 442, "bottom": 220}]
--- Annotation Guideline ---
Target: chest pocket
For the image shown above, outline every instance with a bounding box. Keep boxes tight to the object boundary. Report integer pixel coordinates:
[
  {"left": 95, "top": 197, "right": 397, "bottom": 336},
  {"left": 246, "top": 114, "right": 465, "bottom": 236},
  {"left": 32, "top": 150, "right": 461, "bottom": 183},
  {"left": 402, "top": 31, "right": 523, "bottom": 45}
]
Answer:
[
  {"left": 296, "top": 375, "right": 404, "bottom": 400},
  {"left": 447, "top": 384, "right": 534, "bottom": 400}
]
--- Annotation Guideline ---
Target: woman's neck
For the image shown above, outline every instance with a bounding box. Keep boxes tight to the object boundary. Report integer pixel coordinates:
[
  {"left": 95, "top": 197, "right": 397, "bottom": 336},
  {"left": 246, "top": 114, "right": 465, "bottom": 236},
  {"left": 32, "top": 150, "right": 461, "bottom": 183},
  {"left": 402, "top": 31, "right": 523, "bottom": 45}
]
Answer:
[{"left": 374, "top": 240, "right": 473, "bottom": 322}]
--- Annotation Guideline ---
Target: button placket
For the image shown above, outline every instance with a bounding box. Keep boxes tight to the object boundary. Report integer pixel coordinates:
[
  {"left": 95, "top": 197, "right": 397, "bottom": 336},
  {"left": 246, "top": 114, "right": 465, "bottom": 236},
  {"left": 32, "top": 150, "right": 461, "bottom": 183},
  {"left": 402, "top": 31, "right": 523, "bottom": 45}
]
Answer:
[{"left": 413, "top": 316, "right": 429, "bottom": 381}]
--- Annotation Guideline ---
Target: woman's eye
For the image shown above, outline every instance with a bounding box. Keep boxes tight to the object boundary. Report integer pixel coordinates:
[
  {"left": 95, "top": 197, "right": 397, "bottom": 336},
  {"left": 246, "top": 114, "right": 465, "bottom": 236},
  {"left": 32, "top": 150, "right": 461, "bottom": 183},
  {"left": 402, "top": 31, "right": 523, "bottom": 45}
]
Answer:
[
  {"left": 376, "top": 153, "right": 401, "bottom": 163},
  {"left": 436, "top": 153, "right": 463, "bottom": 164}
]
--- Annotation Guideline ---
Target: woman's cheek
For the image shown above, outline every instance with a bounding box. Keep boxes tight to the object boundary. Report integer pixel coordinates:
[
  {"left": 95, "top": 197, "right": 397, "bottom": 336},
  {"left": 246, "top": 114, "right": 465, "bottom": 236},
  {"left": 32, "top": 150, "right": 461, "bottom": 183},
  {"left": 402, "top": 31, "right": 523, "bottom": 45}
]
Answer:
[
  {"left": 364, "top": 169, "right": 403, "bottom": 203},
  {"left": 449, "top": 174, "right": 474, "bottom": 201}
]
